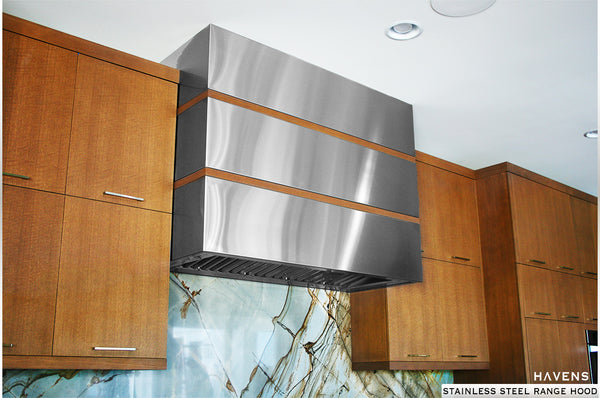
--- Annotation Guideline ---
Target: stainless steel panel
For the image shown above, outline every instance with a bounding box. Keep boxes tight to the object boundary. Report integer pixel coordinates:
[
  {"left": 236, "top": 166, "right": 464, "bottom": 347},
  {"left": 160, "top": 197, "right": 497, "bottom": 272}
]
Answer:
[
  {"left": 204, "top": 98, "right": 419, "bottom": 216},
  {"left": 164, "top": 25, "right": 414, "bottom": 155},
  {"left": 174, "top": 99, "right": 207, "bottom": 180},
  {"left": 185, "top": 176, "right": 421, "bottom": 282},
  {"left": 172, "top": 178, "right": 205, "bottom": 259}
]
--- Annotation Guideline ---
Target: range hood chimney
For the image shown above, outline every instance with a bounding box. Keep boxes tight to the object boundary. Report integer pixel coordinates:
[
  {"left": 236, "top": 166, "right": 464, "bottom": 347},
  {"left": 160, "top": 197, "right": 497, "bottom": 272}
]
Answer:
[{"left": 163, "top": 25, "right": 422, "bottom": 291}]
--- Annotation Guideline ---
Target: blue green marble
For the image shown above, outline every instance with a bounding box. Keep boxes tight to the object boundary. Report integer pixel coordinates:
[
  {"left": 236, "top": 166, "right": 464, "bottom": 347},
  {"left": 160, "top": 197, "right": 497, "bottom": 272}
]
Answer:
[{"left": 3, "top": 274, "right": 452, "bottom": 397}]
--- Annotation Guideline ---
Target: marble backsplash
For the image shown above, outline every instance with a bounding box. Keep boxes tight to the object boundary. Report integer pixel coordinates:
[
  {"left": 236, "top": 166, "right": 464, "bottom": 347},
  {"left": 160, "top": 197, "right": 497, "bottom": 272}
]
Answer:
[{"left": 3, "top": 273, "right": 451, "bottom": 397}]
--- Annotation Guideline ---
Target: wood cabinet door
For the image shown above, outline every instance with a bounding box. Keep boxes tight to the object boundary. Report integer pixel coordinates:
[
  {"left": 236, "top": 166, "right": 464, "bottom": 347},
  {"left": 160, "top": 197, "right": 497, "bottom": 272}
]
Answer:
[
  {"left": 53, "top": 197, "right": 171, "bottom": 358},
  {"left": 387, "top": 258, "right": 443, "bottom": 361},
  {"left": 524, "top": 318, "right": 562, "bottom": 382},
  {"left": 417, "top": 162, "right": 482, "bottom": 267},
  {"left": 66, "top": 55, "right": 176, "bottom": 213},
  {"left": 509, "top": 175, "right": 578, "bottom": 272},
  {"left": 552, "top": 272, "right": 584, "bottom": 323},
  {"left": 517, "top": 265, "right": 557, "bottom": 320},
  {"left": 556, "top": 322, "right": 591, "bottom": 383},
  {"left": 3, "top": 31, "right": 77, "bottom": 193},
  {"left": 2, "top": 185, "right": 64, "bottom": 356},
  {"left": 581, "top": 277, "right": 598, "bottom": 324},
  {"left": 438, "top": 261, "right": 489, "bottom": 362},
  {"left": 570, "top": 197, "right": 598, "bottom": 278}
]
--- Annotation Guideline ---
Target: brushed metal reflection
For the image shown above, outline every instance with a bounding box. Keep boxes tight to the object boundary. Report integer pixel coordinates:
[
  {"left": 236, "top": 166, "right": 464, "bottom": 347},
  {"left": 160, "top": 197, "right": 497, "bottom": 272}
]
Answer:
[
  {"left": 171, "top": 177, "right": 422, "bottom": 285},
  {"left": 202, "top": 98, "right": 418, "bottom": 216},
  {"left": 164, "top": 25, "right": 414, "bottom": 155}
]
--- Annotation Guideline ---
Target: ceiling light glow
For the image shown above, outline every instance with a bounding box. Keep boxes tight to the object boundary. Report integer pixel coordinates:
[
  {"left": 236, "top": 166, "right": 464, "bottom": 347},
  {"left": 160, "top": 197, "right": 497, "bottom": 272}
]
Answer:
[{"left": 386, "top": 22, "right": 422, "bottom": 40}]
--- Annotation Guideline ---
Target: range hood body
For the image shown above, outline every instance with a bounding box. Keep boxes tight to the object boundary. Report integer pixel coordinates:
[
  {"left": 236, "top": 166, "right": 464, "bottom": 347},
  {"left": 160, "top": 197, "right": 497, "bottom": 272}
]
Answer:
[{"left": 165, "top": 25, "right": 422, "bottom": 291}]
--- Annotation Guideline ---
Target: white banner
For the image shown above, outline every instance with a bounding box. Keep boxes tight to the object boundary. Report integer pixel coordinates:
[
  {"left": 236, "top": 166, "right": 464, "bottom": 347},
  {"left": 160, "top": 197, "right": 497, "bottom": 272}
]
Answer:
[{"left": 442, "top": 384, "right": 598, "bottom": 398}]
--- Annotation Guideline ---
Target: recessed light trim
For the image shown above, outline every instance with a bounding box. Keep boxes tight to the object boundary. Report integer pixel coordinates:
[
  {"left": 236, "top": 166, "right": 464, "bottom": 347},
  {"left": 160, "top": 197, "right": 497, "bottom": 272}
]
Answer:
[
  {"left": 584, "top": 130, "right": 598, "bottom": 138},
  {"left": 386, "top": 21, "right": 422, "bottom": 40},
  {"left": 430, "top": 0, "right": 496, "bottom": 17}
]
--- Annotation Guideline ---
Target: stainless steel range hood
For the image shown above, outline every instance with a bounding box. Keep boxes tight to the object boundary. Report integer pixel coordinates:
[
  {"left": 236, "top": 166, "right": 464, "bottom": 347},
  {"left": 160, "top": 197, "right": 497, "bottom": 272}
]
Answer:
[{"left": 163, "top": 25, "right": 422, "bottom": 291}]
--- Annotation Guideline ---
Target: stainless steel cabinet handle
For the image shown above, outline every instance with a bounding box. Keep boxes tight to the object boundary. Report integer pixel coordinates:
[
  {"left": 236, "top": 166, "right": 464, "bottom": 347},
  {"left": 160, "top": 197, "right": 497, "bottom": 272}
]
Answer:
[
  {"left": 589, "top": 318, "right": 598, "bottom": 321},
  {"left": 529, "top": 259, "right": 546, "bottom": 265},
  {"left": 557, "top": 266, "right": 575, "bottom": 271},
  {"left": 582, "top": 271, "right": 598, "bottom": 276},
  {"left": 534, "top": 312, "right": 552, "bottom": 316},
  {"left": 93, "top": 346, "right": 136, "bottom": 351},
  {"left": 457, "top": 355, "right": 478, "bottom": 358},
  {"left": 407, "top": 354, "right": 430, "bottom": 358},
  {"left": 103, "top": 191, "right": 144, "bottom": 202},
  {"left": 561, "top": 315, "right": 580, "bottom": 319},
  {"left": 452, "top": 256, "right": 471, "bottom": 261},
  {"left": 3, "top": 172, "right": 30, "bottom": 180},
  {"left": 3, "top": 343, "right": 14, "bottom": 348}
]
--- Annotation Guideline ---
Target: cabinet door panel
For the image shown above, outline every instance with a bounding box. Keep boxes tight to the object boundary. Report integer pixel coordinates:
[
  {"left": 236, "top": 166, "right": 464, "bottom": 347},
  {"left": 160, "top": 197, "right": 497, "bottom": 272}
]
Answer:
[
  {"left": 439, "top": 262, "right": 489, "bottom": 361},
  {"left": 517, "top": 265, "right": 557, "bottom": 320},
  {"left": 553, "top": 272, "right": 584, "bottom": 322},
  {"left": 53, "top": 197, "right": 170, "bottom": 358},
  {"left": 524, "top": 318, "right": 562, "bottom": 383},
  {"left": 581, "top": 277, "right": 598, "bottom": 324},
  {"left": 3, "top": 31, "right": 76, "bottom": 193},
  {"left": 418, "top": 162, "right": 482, "bottom": 266},
  {"left": 2, "top": 185, "right": 64, "bottom": 355},
  {"left": 509, "top": 175, "right": 578, "bottom": 272},
  {"left": 570, "top": 197, "right": 597, "bottom": 278},
  {"left": 66, "top": 55, "right": 176, "bottom": 212},
  {"left": 387, "top": 259, "right": 442, "bottom": 361},
  {"left": 557, "top": 322, "right": 590, "bottom": 383}
]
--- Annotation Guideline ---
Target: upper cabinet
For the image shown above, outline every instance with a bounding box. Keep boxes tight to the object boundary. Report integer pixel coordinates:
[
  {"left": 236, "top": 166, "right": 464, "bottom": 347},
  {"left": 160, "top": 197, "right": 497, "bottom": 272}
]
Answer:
[
  {"left": 570, "top": 196, "right": 598, "bottom": 278},
  {"left": 2, "top": 14, "right": 178, "bottom": 370},
  {"left": 417, "top": 159, "right": 482, "bottom": 267},
  {"left": 2, "top": 31, "right": 77, "bottom": 193},
  {"left": 508, "top": 174, "right": 578, "bottom": 273},
  {"left": 66, "top": 55, "right": 176, "bottom": 213}
]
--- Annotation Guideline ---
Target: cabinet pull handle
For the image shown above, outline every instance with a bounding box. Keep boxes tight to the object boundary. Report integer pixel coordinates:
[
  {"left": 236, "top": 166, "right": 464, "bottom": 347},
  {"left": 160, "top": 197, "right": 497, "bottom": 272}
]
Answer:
[
  {"left": 3, "top": 343, "right": 14, "bottom": 348},
  {"left": 3, "top": 172, "right": 30, "bottom": 180},
  {"left": 452, "top": 256, "right": 471, "bottom": 261},
  {"left": 103, "top": 191, "right": 144, "bottom": 202},
  {"left": 557, "top": 266, "right": 575, "bottom": 271},
  {"left": 407, "top": 354, "right": 430, "bottom": 358},
  {"left": 457, "top": 355, "right": 478, "bottom": 358},
  {"left": 93, "top": 346, "right": 136, "bottom": 351},
  {"left": 534, "top": 312, "right": 552, "bottom": 316},
  {"left": 529, "top": 259, "right": 546, "bottom": 265},
  {"left": 582, "top": 271, "right": 598, "bottom": 276},
  {"left": 561, "top": 315, "right": 580, "bottom": 319},
  {"left": 589, "top": 318, "right": 598, "bottom": 321}
]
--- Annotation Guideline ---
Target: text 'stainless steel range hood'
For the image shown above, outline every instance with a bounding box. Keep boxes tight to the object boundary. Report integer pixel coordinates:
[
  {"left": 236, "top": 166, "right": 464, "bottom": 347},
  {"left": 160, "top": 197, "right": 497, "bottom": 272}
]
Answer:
[{"left": 163, "top": 25, "right": 422, "bottom": 291}]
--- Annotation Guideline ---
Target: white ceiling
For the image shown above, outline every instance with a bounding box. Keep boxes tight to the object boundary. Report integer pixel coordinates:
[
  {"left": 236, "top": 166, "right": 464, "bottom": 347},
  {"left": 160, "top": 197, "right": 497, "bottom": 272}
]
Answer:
[{"left": 4, "top": 0, "right": 598, "bottom": 195}]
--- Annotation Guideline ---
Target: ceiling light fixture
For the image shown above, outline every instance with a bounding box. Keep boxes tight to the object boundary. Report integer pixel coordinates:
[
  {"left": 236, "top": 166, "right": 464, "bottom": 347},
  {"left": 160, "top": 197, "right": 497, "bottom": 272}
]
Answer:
[
  {"left": 583, "top": 130, "right": 598, "bottom": 138},
  {"left": 430, "top": 0, "right": 496, "bottom": 17},
  {"left": 385, "top": 21, "right": 422, "bottom": 40}
]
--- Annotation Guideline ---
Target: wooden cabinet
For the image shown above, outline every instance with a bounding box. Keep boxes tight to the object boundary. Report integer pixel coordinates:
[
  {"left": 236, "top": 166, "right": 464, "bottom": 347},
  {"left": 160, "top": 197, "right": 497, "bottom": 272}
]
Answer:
[
  {"left": 417, "top": 160, "right": 482, "bottom": 267},
  {"left": 2, "top": 14, "right": 178, "bottom": 370},
  {"left": 509, "top": 174, "right": 578, "bottom": 273},
  {"left": 455, "top": 163, "right": 597, "bottom": 384},
  {"left": 66, "top": 55, "right": 175, "bottom": 213},
  {"left": 439, "top": 262, "right": 489, "bottom": 362},
  {"left": 53, "top": 197, "right": 170, "bottom": 358},
  {"left": 2, "top": 31, "right": 76, "bottom": 193},
  {"left": 517, "top": 265, "right": 584, "bottom": 322},
  {"left": 2, "top": 185, "right": 64, "bottom": 356},
  {"left": 570, "top": 196, "right": 598, "bottom": 278},
  {"left": 581, "top": 277, "right": 598, "bottom": 324},
  {"left": 524, "top": 319, "right": 591, "bottom": 384},
  {"left": 352, "top": 255, "right": 489, "bottom": 371}
]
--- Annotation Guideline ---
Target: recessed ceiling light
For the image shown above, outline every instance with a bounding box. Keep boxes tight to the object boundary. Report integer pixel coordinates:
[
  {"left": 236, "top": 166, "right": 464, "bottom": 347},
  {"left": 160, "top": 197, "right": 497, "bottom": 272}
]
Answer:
[
  {"left": 386, "top": 22, "right": 422, "bottom": 40},
  {"left": 430, "top": 0, "right": 496, "bottom": 17},
  {"left": 583, "top": 130, "right": 598, "bottom": 138}
]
